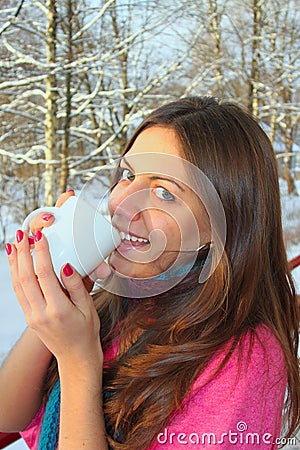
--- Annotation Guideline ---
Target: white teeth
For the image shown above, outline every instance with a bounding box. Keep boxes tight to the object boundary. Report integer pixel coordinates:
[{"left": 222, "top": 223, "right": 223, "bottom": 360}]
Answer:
[{"left": 119, "top": 230, "right": 148, "bottom": 243}]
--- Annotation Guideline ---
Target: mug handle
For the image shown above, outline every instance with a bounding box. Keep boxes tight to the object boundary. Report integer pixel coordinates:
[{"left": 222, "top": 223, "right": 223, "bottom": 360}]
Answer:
[{"left": 22, "top": 206, "right": 59, "bottom": 232}]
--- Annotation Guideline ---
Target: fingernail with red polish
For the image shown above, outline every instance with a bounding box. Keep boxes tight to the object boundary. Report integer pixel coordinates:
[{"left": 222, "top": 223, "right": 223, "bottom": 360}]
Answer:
[
  {"left": 28, "top": 236, "right": 35, "bottom": 245},
  {"left": 63, "top": 263, "right": 73, "bottom": 277},
  {"left": 16, "top": 230, "right": 24, "bottom": 243},
  {"left": 34, "top": 230, "right": 43, "bottom": 242},
  {"left": 42, "top": 213, "right": 53, "bottom": 222},
  {"left": 5, "top": 243, "right": 12, "bottom": 256}
]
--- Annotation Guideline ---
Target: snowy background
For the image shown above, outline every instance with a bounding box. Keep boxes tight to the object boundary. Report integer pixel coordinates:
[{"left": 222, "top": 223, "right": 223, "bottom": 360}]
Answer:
[{"left": 0, "top": 179, "right": 299, "bottom": 449}]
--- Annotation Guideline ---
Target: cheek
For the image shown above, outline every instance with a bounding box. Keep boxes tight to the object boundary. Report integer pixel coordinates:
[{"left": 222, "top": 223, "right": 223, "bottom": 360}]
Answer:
[
  {"left": 180, "top": 196, "right": 211, "bottom": 245},
  {"left": 145, "top": 213, "right": 181, "bottom": 248}
]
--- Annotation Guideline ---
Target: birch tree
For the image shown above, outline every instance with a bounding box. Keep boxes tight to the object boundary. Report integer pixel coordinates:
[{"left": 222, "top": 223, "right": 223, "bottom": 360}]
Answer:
[
  {"left": 45, "top": 0, "right": 58, "bottom": 205},
  {"left": 207, "top": 0, "right": 224, "bottom": 97},
  {"left": 59, "top": 0, "right": 73, "bottom": 193},
  {"left": 248, "top": 0, "right": 262, "bottom": 116}
]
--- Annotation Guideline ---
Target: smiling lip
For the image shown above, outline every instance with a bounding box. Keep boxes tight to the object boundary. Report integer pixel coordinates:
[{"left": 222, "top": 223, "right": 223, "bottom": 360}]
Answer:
[
  {"left": 119, "top": 230, "right": 149, "bottom": 243},
  {"left": 115, "top": 230, "right": 150, "bottom": 252}
]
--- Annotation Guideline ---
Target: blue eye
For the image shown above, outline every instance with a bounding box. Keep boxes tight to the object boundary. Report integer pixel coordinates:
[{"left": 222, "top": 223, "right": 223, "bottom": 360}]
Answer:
[
  {"left": 154, "top": 187, "right": 175, "bottom": 202},
  {"left": 119, "top": 168, "right": 135, "bottom": 182}
]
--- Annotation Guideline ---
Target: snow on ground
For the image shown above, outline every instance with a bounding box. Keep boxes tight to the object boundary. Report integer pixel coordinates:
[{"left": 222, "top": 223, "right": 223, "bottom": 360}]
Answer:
[
  {"left": 0, "top": 251, "right": 26, "bottom": 365},
  {"left": 281, "top": 179, "right": 300, "bottom": 294},
  {"left": 5, "top": 440, "right": 27, "bottom": 449},
  {"left": 0, "top": 251, "right": 27, "bottom": 448}
]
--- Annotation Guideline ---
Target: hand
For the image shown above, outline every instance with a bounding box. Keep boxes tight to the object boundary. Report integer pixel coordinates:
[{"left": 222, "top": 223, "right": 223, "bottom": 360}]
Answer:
[
  {"left": 27, "top": 190, "right": 112, "bottom": 292},
  {"left": 6, "top": 228, "right": 103, "bottom": 368},
  {"left": 28, "top": 190, "right": 75, "bottom": 235}
]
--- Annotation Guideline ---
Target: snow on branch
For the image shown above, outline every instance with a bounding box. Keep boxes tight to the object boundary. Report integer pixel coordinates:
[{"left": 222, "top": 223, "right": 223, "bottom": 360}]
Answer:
[
  {"left": 0, "top": 148, "right": 60, "bottom": 165},
  {"left": 2, "top": 37, "right": 50, "bottom": 69},
  {"left": 0, "top": 0, "right": 25, "bottom": 36},
  {"left": 0, "top": 75, "right": 47, "bottom": 90},
  {"left": 0, "top": 106, "right": 43, "bottom": 122},
  {"left": 72, "top": 0, "right": 116, "bottom": 40},
  {"left": 68, "top": 126, "right": 124, "bottom": 170}
]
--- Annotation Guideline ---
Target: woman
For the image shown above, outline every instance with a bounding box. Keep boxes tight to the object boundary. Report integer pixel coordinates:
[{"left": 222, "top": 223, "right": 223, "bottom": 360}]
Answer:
[{"left": 0, "top": 96, "right": 299, "bottom": 449}]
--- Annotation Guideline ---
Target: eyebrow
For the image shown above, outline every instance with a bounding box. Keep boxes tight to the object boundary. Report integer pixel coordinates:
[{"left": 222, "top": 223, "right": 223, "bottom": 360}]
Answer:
[{"left": 121, "top": 156, "right": 185, "bottom": 192}]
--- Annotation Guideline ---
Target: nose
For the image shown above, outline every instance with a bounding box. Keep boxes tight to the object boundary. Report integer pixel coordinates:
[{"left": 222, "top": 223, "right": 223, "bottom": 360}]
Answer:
[{"left": 109, "top": 179, "right": 148, "bottom": 222}]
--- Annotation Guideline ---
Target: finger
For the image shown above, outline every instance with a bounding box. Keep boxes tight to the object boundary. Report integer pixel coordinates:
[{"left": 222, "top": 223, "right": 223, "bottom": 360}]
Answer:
[
  {"left": 61, "top": 263, "right": 92, "bottom": 310},
  {"left": 5, "top": 242, "right": 30, "bottom": 315},
  {"left": 29, "top": 212, "right": 55, "bottom": 235},
  {"left": 14, "top": 230, "right": 45, "bottom": 312},
  {"left": 55, "top": 189, "right": 75, "bottom": 207},
  {"left": 32, "top": 230, "right": 63, "bottom": 302}
]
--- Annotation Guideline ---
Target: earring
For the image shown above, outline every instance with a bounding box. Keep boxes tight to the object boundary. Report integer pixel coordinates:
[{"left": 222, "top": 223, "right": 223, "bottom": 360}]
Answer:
[{"left": 196, "top": 242, "right": 211, "bottom": 251}]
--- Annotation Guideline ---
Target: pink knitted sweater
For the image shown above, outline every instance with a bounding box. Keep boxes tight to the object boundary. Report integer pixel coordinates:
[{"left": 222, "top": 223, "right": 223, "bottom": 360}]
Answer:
[{"left": 21, "top": 324, "right": 287, "bottom": 449}]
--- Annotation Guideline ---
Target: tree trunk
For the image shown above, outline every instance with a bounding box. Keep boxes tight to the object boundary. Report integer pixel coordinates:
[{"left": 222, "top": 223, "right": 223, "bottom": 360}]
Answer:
[
  {"left": 60, "top": 0, "right": 73, "bottom": 193},
  {"left": 207, "top": 0, "right": 223, "bottom": 97},
  {"left": 45, "top": 0, "right": 57, "bottom": 205},
  {"left": 284, "top": 134, "right": 297, "bottom": 195},
  {"left": 249, "top": 0, "right": 262, "bottom": 117}
]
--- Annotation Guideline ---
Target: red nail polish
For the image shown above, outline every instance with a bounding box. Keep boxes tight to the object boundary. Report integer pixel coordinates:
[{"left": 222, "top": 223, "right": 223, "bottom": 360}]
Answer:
[
  {"left": 28, "top": 236, "right": 35, "bottom": 245},
  {"left": 16, "top": 230, "right": 24, "bottom": 243},
  {"left": 34, "top": 230, "right": 43, "bottom": 242},
  {"left": 63, "top": 263, "right": 73, "bottom": 277},
  {"left": 5, "top": 243, "right": 12, "bottom": 255},
  {"left": 42, "top": 213, "right": 53, "bottom": 221}
]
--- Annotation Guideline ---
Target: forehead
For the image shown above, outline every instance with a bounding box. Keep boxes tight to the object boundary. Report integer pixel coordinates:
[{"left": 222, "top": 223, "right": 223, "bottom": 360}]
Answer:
[
  {"left": 124, "top": 126, "right": 190, "bottom": 183},
  {"left": 127, "top": 126, "right": 184, "bottom": 158}
]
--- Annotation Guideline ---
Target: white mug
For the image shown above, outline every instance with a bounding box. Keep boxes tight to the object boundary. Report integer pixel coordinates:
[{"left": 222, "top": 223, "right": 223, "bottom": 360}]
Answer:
[{"left": 22, "top": 196, "right": 121, "bottom": 283}]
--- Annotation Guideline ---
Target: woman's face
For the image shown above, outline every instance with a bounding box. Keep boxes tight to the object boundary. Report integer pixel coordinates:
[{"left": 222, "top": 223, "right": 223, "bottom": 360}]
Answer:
[{"left": 108, "top": 126, "right": 210, "bottom": 279}]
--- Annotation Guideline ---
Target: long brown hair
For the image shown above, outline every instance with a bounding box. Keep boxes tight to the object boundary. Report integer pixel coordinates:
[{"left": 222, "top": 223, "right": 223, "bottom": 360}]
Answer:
[{"left": 46, "top": 97, "right": 300, "bottom": 448}]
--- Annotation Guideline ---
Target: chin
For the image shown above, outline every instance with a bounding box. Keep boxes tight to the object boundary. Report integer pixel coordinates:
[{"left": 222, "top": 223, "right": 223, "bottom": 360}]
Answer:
[{"left": 109, "top": 252, "right": 161, "bottom": 279}]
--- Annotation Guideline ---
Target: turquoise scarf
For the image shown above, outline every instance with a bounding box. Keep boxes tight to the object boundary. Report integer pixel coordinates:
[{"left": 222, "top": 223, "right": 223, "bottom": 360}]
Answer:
[{"left": 38, "top": 380, "right": 60, "bottom": 450}]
